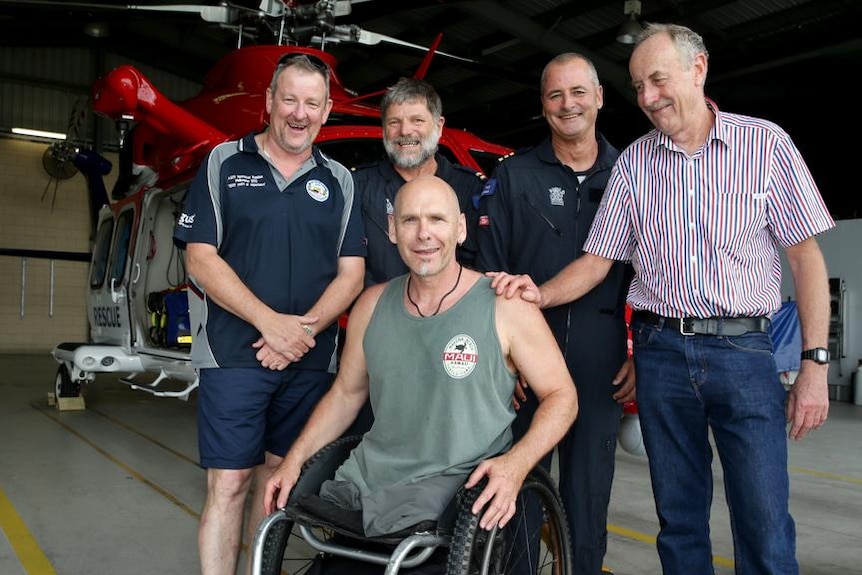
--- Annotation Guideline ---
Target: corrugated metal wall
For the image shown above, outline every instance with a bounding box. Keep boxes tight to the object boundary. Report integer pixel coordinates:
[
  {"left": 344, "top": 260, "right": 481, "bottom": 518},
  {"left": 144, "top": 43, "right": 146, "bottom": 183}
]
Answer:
[{"left": 0, "top": 46, "right": 201, "bottom": 148}]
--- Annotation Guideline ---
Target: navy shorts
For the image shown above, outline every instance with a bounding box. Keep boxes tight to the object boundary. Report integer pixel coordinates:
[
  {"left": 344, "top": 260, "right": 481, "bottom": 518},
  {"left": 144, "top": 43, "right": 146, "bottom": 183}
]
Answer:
[{"left": 197, "top": 367, "right": 332, "bottom": 469}]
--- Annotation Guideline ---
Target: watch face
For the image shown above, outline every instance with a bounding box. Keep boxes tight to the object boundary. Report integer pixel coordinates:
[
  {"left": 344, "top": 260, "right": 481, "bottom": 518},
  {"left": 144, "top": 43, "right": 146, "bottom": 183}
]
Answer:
[{"left": 803, "top": 348, "right": 830, "bottom": 364}]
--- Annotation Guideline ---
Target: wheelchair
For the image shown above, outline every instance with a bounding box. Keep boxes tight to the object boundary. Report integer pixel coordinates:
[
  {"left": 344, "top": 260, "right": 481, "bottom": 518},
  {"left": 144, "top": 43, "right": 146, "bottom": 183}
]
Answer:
[{"left": 251, "top": 435, "right": 572, "bottom": 575}]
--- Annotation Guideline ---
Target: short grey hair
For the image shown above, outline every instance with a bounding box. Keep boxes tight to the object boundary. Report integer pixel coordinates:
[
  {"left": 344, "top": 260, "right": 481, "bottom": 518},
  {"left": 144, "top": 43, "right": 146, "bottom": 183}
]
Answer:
[
  {"left": 540, "top": 53, "right": 600, "bottom": 94},
  {"left": 269, "top": 54, "right": 331, "bottom": 98},
  {"left": 635, "top": 23, "right": 709, "bottom": 69},
  {"left": 380, "top": 78, "right": 442, "bottom": 122}
]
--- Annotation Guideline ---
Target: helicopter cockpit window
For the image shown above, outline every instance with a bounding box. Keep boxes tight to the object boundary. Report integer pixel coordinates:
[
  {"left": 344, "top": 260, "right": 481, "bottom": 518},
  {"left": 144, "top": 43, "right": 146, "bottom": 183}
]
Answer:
[
  {"left": 110, "top": 210, "right": 134, "bottom": 284},
  {"left": 89, "top": 219, "right": 114, "bottom": 288}
]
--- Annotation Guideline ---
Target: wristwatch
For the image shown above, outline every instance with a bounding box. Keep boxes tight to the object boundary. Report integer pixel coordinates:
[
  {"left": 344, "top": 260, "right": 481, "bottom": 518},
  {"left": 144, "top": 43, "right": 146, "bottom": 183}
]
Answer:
[{"left": 800, "top": 347, "right": 830, "bottom": 365}]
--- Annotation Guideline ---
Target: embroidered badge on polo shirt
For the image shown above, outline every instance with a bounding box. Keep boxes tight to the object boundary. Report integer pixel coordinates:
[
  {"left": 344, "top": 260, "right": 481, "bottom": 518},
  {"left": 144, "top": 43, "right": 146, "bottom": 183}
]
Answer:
[
  {"left": 442, "top": 334, "right": 478, "bottom": 379},
  {"left": 177, "top": 213, "right": 195, "bottom": 229},
  {"left": 548, "top": 186, "right": 566, "bottom": 206},
  {"left": 306, "top": 180, "right": 330, "bottom": 202}
]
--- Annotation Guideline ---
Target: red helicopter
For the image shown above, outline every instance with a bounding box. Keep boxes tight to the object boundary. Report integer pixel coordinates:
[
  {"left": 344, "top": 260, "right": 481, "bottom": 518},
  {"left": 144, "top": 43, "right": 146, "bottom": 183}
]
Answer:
[{"left": 50, "top": 0, "right": 513, "bottom": 403}]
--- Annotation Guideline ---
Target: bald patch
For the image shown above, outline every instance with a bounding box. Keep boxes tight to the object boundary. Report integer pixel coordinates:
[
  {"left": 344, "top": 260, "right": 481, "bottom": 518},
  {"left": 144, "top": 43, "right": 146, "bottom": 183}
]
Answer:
[{"left": 395, "top": 175, "right": 460, "bottom": 217}]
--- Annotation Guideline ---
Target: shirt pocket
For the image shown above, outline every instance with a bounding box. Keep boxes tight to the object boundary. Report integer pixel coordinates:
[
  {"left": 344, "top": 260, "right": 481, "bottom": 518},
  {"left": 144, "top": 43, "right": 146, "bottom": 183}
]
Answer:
[{"left": 703, "top": 178, "right": 768, "bottom": 251}]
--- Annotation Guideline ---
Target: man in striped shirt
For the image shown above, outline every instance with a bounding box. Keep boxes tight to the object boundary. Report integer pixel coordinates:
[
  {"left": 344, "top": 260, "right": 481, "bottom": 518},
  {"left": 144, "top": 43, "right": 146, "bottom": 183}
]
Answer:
[{"left": 490, "top": 23, "right": 834, "bottom": 574}]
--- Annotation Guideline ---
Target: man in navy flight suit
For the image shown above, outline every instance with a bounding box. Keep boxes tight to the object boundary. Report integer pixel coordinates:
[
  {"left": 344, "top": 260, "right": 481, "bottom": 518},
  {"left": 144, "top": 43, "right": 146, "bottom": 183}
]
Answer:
[{"left": 476, "top": 53, "right": 634, "bottom": 575}]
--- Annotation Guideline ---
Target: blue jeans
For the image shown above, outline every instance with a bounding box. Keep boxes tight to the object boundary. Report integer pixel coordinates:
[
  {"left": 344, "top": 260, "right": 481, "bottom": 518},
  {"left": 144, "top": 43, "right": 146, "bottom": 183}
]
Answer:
[{"left": 631, "top": 319, "right": 797, "bottom": 575}]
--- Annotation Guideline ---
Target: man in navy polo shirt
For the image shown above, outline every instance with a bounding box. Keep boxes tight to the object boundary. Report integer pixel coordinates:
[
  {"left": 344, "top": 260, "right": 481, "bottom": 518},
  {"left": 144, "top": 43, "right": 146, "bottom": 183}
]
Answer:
[{"left": 174, "top": 53, "right": 365, "bottom": 575}]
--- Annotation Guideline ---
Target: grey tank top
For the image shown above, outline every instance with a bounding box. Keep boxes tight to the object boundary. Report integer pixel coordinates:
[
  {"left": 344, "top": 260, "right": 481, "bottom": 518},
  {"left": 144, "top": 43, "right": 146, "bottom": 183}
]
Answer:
[{"left": 323, "top": 274, "right": 517, "bottom": 535}]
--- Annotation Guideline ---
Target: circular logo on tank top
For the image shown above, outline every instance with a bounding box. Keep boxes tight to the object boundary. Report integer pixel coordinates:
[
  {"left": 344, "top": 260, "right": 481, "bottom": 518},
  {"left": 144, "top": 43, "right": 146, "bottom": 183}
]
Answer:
[
  {"left": 442, "top": 334, "right": 478, "bottom": 379},
  {"left": 306, "top": 180, "right": 330, "bottom": 202}
]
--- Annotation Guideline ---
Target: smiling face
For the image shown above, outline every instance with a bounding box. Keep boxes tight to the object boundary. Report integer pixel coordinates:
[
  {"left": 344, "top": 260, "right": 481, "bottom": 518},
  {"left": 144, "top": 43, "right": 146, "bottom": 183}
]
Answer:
[
  {"left": 629, "top": 31, "right": 707, "bottom": 141},
  {"left": 541, "top": 57, "right": 603, "bottom": 143},
  {"left": 265, "top": 66, "right": 332, "bottom": 156},
  {"left": 388, "top": 175, "right": 465, "bottom": 278},
  {"left": 382, "top": 99, "right": 443, "bottom": 170}
]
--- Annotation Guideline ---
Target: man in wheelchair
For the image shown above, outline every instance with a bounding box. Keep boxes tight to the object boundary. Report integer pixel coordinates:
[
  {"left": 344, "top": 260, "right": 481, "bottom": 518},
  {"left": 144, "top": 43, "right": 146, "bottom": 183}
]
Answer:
[{"left": 260, "top": 175, "right": 579, "bottom": 574}]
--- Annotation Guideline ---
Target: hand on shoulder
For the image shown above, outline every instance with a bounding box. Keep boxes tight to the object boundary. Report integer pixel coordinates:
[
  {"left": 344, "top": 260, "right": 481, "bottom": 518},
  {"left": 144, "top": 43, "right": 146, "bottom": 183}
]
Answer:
[{"left": 485, "top": 271, "right": 542, "bottom": 305}]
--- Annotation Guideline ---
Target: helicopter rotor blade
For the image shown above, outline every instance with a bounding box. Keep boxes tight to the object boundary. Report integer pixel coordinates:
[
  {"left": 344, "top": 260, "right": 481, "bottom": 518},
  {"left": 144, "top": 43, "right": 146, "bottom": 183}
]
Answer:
[
  {"left": 127, "top": 5, "right": 233, "bottom": 24},
  {"left": 315, "top": 25, "right": 476, "bottom": 64}
]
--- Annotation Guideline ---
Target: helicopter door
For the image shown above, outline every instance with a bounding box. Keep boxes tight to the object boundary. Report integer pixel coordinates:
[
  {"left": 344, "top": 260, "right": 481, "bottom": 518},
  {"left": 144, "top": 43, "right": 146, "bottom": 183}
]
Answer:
[{"left": 88, "top": 206, "right": 135, "bottom": 346}]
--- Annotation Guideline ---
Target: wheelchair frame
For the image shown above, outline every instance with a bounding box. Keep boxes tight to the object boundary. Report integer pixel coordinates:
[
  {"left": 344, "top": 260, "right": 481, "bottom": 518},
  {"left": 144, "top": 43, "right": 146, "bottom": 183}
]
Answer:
[{"left": 251, "top": 435, "right": 572, "bottom": 575}]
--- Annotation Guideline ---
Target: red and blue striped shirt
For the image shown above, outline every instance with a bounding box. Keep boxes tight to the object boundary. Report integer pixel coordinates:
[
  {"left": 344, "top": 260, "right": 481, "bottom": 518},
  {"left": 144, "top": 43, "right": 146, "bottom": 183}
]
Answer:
[{"left": 584, "top": 101, "right": 834, "bottom": 318}]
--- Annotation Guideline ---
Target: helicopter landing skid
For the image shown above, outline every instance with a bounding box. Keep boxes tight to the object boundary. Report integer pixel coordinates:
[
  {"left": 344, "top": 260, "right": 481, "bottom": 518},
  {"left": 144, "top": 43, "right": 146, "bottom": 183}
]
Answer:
[{"left": 119, "top": 369, "right": 199, "bottom": 401}]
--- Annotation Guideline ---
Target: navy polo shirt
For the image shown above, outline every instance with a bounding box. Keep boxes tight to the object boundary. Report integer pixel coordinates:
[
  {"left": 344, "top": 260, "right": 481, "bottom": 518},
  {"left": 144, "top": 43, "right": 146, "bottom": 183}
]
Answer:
[{"left": 174, "top": 133, "right": 366, "bottom": 370}]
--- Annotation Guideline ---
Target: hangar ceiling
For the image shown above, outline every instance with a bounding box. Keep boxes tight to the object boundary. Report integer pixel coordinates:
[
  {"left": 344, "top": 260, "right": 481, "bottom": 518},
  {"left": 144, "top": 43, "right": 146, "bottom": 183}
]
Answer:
[{"left": 0, "top": 0, "right": 859, "bottom": 217}]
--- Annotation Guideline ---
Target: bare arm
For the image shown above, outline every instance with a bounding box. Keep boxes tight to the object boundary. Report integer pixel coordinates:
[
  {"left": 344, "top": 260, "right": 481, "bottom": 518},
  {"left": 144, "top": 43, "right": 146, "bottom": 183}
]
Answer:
[
  {"left": 303, "top": 256, "right": 365, "bottom": 336},
  {"left": 255, "top": 255, "right": 364, "bottom": 367},
  {"left": 465, "top": 294, "right": 578, "bottom": 529},
  {"left": 539, "top": 253, "right": 616, "bottom": 308},
  {"left": 784, "top": 237, "right": 830, "bottom": 441},
  {"left": 262, "top": 284, "right": 382, "bottom": 514},
  {"left": 187, "top": 242, "right": 364, "bottom": 364},
  {"left": 186, "top": 242, "right": 312, "bottom": 362},
  {"left": 487, "top": 252, "right": 615, "bottom": 309},
  {"left": 186, "top": 242, "right": 281, "bottom": 328}
]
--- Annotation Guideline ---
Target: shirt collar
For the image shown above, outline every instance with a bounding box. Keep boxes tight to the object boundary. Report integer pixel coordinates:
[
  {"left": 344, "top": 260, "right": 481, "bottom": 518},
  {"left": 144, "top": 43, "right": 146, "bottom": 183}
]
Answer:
[
  {"left": 536, "top": 133, "right": 616, "bottom": 173},
  {"left": 239, "top": 131, "right": 326, "bottom": 169},
  {"left": 705, "top": 98, "right": 731, "bottom": 148},
  {"left": 652, "top": 97, "right": 729, "bottom": 152}
]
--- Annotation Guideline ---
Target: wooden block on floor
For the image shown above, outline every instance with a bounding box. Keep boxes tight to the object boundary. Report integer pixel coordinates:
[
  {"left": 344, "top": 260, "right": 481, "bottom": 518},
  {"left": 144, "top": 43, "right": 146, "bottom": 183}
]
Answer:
[{"left": 56, "top": 396, "right": 86, "bottom": 411}]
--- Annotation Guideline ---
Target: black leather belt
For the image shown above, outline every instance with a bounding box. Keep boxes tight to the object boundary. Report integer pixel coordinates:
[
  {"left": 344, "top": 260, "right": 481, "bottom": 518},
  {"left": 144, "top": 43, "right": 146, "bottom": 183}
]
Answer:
[{"left": 632, "top": 310, "right": 770, "bottom": 336}]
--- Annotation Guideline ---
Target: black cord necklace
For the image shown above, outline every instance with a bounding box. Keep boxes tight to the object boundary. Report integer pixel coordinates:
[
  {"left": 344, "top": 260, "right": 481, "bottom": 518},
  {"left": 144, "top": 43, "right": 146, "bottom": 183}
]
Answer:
[{"left": 406, "top": 264, "right": 463, "bottom": 318}]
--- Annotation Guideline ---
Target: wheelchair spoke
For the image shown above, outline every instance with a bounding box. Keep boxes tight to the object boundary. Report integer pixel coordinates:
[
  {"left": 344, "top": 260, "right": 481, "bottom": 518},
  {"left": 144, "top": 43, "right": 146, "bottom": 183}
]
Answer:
[
  {"left": 282, "top": 526, "right": 334, "bottom": 574},
  {"left": 446, "top": 468, "right": 571, "bottom": 575}
]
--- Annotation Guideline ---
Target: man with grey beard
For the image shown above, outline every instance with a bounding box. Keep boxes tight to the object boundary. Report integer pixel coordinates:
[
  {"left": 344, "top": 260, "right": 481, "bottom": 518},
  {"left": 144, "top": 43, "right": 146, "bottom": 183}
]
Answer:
[{"left": 353, "top": 77, "right": 487, "bottom": 286}]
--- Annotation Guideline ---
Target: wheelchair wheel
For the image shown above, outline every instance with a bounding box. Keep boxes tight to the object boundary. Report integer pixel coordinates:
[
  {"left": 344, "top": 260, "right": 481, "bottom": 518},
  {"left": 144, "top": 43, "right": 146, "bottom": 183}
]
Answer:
[
  {"left": 256, "top": 516, "right": 337, "bottom": 575},
  {"left": 446, "top": 466, "right": 571, "bottom": 575},
  {"left": 256, "top": 436, "right": 362, "bottom": 575}
]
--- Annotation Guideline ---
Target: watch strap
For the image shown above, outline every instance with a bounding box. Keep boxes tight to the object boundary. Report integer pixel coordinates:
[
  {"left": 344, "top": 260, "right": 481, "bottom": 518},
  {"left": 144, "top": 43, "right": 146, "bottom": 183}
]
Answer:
[{"left": 800, "top": 347, "right": 830, "bottom": 364}]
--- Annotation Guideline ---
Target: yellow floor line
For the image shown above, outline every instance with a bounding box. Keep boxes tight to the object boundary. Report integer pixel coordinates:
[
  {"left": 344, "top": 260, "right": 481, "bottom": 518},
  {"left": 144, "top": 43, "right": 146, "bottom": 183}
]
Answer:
[
  {"left": 608, "top": 522, "right": 735, "bottom": 569},
  {"left": 48, "top": 403, "right": 849, "bottom": 574},
  {"left": 0, "top": 486, "right": 57, "bottom": 575},
  {"left": 33, "top": 405, "right": 201, "bottom": 520},
  {"left": 89, "top": 406, "right": 199, "bottom": 466},
  {"left": 32, "top": 405, "right": 271, "bottom": 568},
  {"left": 789, "top": 465, "right": 862, "bottom": 485}
]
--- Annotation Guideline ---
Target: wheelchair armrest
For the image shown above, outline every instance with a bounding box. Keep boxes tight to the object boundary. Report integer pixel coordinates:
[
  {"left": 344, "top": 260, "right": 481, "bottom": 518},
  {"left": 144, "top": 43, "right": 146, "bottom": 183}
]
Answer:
[{"left": 288, "top": 434, "right": 363, "bottom": 505}]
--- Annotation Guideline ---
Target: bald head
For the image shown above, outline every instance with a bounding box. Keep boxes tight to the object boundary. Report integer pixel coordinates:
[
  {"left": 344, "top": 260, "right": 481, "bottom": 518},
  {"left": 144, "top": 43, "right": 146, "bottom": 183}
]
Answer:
[
  {"left": 394, "top": 175, "right": 460, "bottom": 218},
  {"left": 389, "top": 175, "right": 466, "bottom": 277}
]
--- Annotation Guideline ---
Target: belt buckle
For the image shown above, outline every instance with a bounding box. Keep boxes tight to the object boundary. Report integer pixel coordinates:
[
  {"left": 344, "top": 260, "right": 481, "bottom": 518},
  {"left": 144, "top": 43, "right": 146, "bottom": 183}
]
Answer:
[{"left": 679, "top": 317, "right": 695, "bottom": 336}]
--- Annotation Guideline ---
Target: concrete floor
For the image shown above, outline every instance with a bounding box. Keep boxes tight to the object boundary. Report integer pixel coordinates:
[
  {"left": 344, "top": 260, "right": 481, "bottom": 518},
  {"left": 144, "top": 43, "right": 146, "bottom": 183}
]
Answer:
[{"left": 1, "top": 353, "right": 860, "bottom": 575}]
